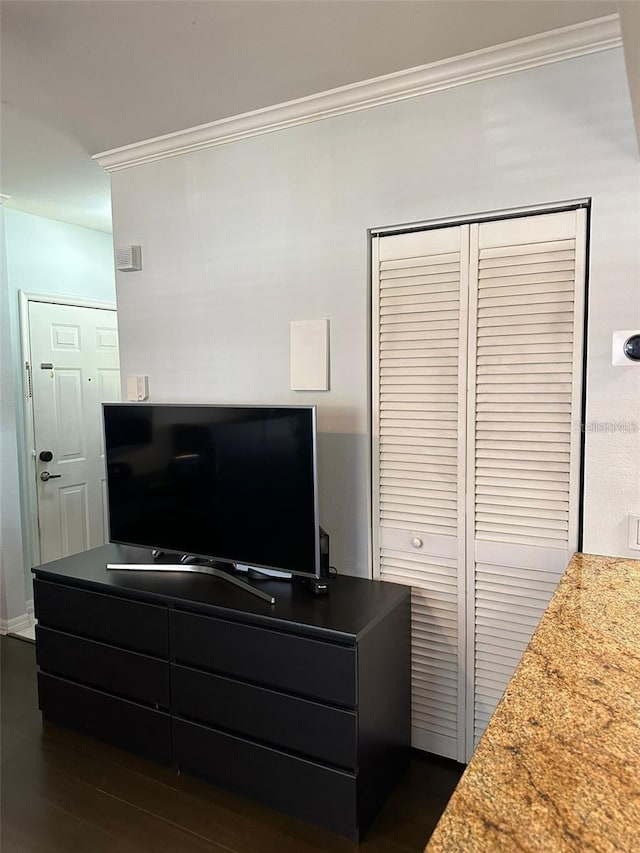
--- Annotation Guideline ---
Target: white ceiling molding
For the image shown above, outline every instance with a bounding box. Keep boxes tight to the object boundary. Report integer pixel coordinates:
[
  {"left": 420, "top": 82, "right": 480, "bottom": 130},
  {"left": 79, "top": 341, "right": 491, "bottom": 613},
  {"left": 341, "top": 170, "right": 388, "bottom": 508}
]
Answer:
[
  {"left": 94, "top": 14, "right": 621, "bottom": 173},
  {"left": 0, "top": 194, "right": 11, "bottom": 205}
]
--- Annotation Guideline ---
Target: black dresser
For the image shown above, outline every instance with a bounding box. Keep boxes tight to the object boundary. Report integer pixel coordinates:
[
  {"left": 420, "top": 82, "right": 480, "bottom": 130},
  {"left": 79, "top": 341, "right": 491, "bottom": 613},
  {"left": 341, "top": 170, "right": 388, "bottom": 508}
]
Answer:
[{"left": 33, "top": 544, "right": 411, "bottom": 839}]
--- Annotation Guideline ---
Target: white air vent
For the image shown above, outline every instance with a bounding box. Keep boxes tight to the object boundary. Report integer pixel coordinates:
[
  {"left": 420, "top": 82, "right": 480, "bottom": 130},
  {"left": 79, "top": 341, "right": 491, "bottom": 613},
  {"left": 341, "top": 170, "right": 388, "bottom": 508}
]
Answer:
[{"left": 116, "top": 245, "right": 142, "bottom": 272}]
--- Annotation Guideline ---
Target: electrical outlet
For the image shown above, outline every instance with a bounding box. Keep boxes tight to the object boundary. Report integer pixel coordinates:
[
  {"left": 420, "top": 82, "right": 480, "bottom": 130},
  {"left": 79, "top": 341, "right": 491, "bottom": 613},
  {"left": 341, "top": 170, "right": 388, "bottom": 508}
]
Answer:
[{"left": 628, "top": 513, "right": 640, "bottom": 551}]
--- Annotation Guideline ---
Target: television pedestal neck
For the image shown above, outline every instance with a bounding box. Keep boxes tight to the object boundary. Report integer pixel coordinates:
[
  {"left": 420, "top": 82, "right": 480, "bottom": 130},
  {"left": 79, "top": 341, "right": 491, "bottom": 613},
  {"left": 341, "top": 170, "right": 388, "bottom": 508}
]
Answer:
[
  {"left": 106, "top": 560, "right": 277, "bottom": 605},
  {"left": 108, "top": 536, "right": 331, "bottom": 604}
]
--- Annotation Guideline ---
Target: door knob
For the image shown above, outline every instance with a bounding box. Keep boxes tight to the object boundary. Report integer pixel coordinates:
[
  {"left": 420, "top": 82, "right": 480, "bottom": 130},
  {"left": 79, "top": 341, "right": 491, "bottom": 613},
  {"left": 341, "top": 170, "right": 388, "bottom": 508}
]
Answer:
[
  {"left": 39, "top": 450, "right": 53, "bottom": 462},
  {"left": 40, "top": 471, "right": 62, "bottom": 482}
]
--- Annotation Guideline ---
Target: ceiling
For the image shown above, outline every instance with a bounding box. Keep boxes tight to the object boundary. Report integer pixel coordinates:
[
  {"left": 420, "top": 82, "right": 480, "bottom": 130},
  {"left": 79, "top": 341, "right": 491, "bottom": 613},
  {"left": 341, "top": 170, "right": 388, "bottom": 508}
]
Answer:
[{"left": 0, "top": 0, "right": 622, "bottom": 233}]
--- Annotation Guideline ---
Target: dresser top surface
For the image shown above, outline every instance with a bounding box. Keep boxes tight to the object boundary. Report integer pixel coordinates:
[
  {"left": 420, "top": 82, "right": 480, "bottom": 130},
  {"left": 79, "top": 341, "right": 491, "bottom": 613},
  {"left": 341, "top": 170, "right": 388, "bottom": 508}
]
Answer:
[{"left": 33, "top": 544, "right": 409, "bottom": 642}]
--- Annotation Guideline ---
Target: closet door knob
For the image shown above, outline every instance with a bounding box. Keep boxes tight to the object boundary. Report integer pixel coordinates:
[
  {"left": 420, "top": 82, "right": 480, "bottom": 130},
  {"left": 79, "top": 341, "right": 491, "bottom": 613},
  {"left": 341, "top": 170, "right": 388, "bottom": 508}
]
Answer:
[{"left": 411, "top": 537, "right": 423, "bottom": 549}]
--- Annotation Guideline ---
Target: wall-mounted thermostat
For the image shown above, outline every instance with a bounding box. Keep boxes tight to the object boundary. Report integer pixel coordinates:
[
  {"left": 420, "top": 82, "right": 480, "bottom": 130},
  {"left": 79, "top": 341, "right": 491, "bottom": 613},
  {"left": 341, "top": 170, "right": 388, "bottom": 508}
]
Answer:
[
  {"left": 116, "top": 245, "right": 142, "bottom": 272},
  {"left": 612, "top": 330, "right": 640, "bottom": 365}
]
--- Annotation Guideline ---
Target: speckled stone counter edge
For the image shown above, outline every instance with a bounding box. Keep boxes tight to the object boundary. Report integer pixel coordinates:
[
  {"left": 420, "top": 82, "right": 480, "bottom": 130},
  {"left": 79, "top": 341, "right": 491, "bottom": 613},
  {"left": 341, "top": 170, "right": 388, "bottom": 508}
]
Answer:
[{"left": 425, "top": 553, "right": 640, "bottom": 853}]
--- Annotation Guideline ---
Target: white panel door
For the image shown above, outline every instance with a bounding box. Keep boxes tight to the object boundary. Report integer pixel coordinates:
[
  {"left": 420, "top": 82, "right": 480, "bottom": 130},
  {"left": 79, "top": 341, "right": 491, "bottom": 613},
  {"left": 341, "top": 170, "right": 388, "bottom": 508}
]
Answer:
[
  {"left": 372, "top": 225, "right": 469, "bottom": 762},
  {"left": 28, "top": 301, "right": 121, "bottom": 564}
]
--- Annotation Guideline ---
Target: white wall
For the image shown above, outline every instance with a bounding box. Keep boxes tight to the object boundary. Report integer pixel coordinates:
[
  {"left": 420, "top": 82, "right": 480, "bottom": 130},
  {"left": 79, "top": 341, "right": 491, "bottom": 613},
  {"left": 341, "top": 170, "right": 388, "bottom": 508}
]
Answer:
[
  {"left": 0, "top": 205, "right": 28, "bottom": 630},
  {"left": 5, "top": 209, "right": 116, "bottom": 300},
  {"left": 3, "top": 210, "right": 116, "bottom": 611},
  {"left": 110, "top": 49, "right": 640, "bottom": 576}
]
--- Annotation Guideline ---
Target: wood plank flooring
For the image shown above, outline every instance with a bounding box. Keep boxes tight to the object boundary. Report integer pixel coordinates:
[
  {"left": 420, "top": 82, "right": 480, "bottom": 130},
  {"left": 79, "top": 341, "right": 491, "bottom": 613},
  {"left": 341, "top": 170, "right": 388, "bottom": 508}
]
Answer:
[{"left": 1, "top": 636, "right": 463, "bottom": 853}]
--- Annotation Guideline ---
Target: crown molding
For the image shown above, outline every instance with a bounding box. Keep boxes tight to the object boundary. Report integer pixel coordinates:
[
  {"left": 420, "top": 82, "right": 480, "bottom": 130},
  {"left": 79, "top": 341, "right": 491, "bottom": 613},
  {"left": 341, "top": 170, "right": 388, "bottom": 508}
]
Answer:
[
  {"left": 0, "top": 194, "right": 11, "bottom": 205},
  {"left": 94, "top": 15, "right": 621, "bottom": 173}
]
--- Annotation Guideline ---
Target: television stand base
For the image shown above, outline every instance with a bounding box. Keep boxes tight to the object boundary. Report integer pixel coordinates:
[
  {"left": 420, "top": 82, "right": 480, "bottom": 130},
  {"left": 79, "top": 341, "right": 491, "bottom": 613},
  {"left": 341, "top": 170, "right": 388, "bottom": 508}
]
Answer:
[{"left": 105, "top": 563, "right": 276, "bottom": 605}]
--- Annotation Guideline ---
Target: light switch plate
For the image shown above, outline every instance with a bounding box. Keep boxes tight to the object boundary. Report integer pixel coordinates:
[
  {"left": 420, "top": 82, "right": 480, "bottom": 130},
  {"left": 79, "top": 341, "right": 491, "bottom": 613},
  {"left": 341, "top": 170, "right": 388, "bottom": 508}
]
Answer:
[
  {"left": 628, "top": 513, "right": 640, "bottom": 551},
  {"left": 126, "top": 375, "right": 149, "bottom": 401}
]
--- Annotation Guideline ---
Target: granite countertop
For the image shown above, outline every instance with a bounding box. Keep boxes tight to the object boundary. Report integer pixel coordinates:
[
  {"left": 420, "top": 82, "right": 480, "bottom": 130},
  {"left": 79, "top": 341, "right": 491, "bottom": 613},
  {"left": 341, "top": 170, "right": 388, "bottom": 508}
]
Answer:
[{"left": 425, "top": 553, "right": 640, "bottom": 853}]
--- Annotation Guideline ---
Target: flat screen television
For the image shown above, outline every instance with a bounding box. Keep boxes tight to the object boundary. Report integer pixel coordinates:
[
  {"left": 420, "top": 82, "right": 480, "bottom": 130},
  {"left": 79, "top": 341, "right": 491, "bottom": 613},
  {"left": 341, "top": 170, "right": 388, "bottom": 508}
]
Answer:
[{"left": 103, "top": 403, "right": 320, "bottom": 578}]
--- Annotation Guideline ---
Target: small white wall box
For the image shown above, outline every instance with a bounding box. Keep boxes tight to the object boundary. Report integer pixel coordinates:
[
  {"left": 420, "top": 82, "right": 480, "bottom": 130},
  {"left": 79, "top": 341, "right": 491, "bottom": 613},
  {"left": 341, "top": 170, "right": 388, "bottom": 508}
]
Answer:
[
  {"left": 290, "top": 319, "right": 330, "bottom": 391},
  {"left": 126, "top": 375, "right": 149, "bottom": 401},
  {"left": 612, "top": 330, "right": 640, "bottom": 365},
  {"left": 116, "top": 245, "right": 142, "bottom": 272},
  {"left": 628, "top": 513, "right": 640, "bottom": 551}
]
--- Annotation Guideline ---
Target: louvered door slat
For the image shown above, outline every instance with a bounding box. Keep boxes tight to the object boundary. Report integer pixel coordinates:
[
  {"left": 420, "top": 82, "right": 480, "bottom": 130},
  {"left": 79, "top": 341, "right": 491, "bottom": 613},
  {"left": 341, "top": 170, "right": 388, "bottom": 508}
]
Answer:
[
  {"left": 381, "top": 285, "right": 461, "bottom": 301},
  {"left": 477, "top": 502, "right": 569, "bottom": 520},
  {"left": 479, "top": 257, "right": 575, "bottom": 272},
  {"left": 381, "top": 250, "right": 460, "bottom": 269},
  {"left": 382, "top": 458, "right": 457, "bottom": 471},
  {"left": 381, "top": 320, "right": 460, "bottom": 334},
  {"left": 478, "top": 365, "right": 572, "bottom": 378},
  {"left": 477, "top": 405, "right": 570, "bottom": 419},
  {"left": 381, "top": 491, "right": 457, "bottom": 508},
  {"left": 479, "top": 237, "right": 576, "bottom": 258},
  {"left": 477, "top": 269, "right": 575, "bottom": 285},
  {"left": 380, "top": 276, "right": 461, "bottom": 291},
  {"left": 477, "top": 315, "right": 575, "bottom": 330},
  {"left": 476, "top": 485, "right": 571, "bottom": 502},
  {"left": 381, "top": 305, "right": 460, "bottom": 320},
  {"left": 381, "top": 486, "right": 461, "bottom": 504},
  {"left": 477, "top": 400, "right": 571, "bottom": 411},
  {"left": 382, "top": 416, "right": 459, "bottom": 428},
  {"left": 478, "top": 301, "right": 574, "bottom": 319}
]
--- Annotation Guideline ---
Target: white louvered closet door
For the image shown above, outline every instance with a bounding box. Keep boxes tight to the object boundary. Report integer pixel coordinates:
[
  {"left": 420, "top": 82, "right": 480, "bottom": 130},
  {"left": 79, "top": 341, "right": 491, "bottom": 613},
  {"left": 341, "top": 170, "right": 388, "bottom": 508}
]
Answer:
[
  {"left": 373, "top": 207, "right": 587, "bottom": 764},
  {"left": 466, "top": 210, "right": 586, "bottom": 757},
  {"left": 372, "top": 226, "right": 469, "bottom": 762}
]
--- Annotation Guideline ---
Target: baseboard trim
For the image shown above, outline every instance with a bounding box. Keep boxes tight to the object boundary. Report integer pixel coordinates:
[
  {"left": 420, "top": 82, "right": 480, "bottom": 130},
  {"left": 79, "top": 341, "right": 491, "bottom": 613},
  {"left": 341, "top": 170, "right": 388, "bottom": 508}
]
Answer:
[
  {"left": 0, "top": 612, "right": 32, "bottom": 636},
  {"left": 94, "top": 15, "right": 621, "bottom": 173}
]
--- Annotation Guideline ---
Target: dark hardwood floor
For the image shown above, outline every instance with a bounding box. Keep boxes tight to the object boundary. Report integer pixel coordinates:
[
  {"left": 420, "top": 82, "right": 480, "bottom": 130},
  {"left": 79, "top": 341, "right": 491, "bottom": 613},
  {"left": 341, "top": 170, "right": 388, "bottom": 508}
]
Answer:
[{"left": 1, "top": 635, "right": 462, "bottom": 853}]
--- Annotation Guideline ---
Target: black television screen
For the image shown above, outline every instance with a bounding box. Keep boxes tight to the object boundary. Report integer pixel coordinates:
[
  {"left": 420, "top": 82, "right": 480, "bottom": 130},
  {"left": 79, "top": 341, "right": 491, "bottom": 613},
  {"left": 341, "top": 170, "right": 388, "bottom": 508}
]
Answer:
[{"left": 103, "top": 403, "right": 320, "bottom": 577}]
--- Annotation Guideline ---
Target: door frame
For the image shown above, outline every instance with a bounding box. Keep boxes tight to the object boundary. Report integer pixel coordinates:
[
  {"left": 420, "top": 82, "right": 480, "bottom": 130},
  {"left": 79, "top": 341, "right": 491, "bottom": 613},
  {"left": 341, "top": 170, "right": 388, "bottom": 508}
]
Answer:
[{"left": 18, "top": 291, "right": 118, "bottom": 569}]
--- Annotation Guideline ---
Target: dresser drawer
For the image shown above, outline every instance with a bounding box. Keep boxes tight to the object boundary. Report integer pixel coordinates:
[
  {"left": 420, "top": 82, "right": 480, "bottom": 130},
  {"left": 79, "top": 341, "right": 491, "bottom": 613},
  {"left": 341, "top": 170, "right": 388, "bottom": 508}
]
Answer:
[
  {"left": 173, "top": 717, "right": 357, "bottom": 838},
  {"left": 36, "top": 626, "right": 170, "bottom": 707},
  {"left": 38, "top": 673, "right": 171, "bottom": 763},
  {"left": 170, "top": 610, "right": 356, "bottom": 706},
  {"left": 172, "top": 663, "right": 357, "bottom": 769},
  {"left": 34, "top": 579, "right": 168, "bottom": 657}
]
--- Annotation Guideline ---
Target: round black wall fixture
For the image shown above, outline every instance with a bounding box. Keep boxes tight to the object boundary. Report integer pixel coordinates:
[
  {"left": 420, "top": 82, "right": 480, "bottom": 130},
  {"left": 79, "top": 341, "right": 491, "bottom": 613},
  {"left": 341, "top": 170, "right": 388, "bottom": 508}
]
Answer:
[{"left": 623, "top": 334, "right": 640, "bottom": 362}]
